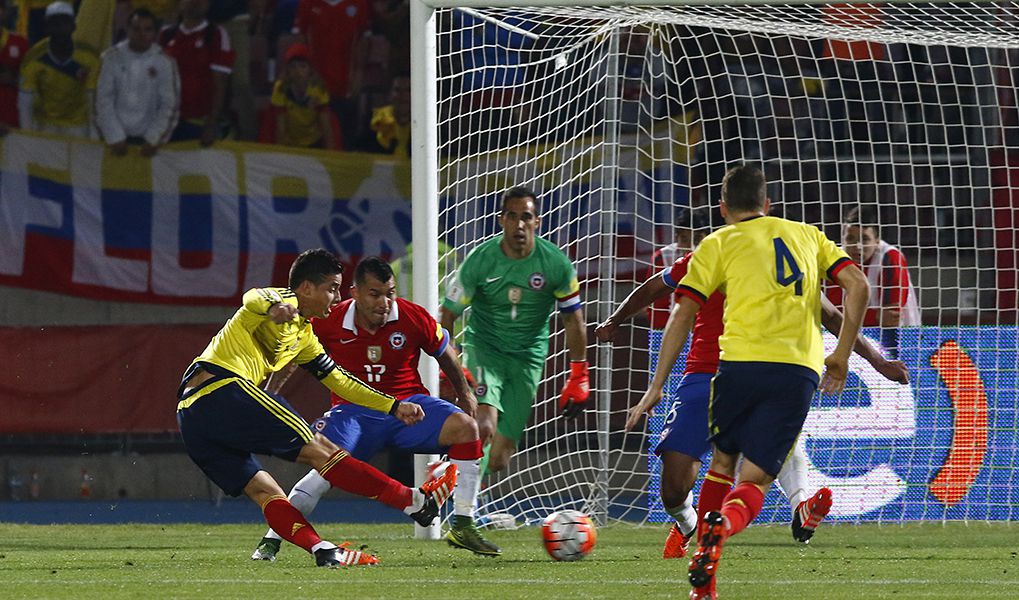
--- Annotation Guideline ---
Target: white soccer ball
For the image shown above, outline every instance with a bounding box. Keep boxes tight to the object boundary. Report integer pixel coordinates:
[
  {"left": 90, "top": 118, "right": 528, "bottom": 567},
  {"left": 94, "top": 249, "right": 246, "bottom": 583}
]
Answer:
[{"left": 540, "top": 509, "right": 597, "bottom": 561}]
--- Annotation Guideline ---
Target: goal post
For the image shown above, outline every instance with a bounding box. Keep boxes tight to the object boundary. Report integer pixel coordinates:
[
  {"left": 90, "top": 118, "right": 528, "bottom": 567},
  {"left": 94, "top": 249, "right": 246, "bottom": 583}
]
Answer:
[
  {"left": 411, "top": 0, "right": 1019, "bottom": 530},
  {"left": 409, "top": 0, "right": 441, "bottom": 539}
]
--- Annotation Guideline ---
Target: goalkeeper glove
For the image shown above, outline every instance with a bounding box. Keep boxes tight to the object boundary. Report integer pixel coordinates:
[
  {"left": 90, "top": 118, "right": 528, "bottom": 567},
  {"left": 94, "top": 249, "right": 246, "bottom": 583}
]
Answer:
[{"left": 559, "top": 360, "right": 590, "bottom": 419}]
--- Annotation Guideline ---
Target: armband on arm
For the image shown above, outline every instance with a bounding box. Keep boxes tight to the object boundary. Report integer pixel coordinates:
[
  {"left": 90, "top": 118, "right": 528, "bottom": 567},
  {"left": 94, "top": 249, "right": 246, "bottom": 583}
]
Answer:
[{"left": 299, "top": 353, "right": 337, "bottom": 380}]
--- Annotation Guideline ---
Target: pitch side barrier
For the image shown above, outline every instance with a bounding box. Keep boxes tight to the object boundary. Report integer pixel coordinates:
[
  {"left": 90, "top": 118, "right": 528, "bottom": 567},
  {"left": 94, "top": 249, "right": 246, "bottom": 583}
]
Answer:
[{"left": 647, "top": 327, "right": 1018, "bottom": 523}]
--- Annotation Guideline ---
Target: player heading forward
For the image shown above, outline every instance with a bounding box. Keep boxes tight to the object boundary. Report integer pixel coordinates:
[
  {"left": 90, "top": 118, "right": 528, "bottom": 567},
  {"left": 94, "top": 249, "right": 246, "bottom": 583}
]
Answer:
[
  {"left": 176, "top": 249, "right": 457, "bottom": 568},
  {"left": 636, "top": 165, "right": 870, "bottom": 598}
]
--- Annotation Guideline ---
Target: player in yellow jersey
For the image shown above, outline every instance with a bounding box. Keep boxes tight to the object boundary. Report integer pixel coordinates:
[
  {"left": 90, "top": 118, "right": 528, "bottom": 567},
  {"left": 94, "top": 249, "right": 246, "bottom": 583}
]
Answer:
[
  {"left": 176, "top": 249, "right": 459, "bottom": 568},
  {"left": 632, "top": 166, "right": 869, "bottom": 599}
]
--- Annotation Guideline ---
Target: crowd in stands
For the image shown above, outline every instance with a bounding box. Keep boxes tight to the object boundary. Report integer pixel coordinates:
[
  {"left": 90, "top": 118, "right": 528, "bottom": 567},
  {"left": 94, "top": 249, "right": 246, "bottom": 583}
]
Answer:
[{"left": 0, "top": 0, "right": 411, "bottom": 155}]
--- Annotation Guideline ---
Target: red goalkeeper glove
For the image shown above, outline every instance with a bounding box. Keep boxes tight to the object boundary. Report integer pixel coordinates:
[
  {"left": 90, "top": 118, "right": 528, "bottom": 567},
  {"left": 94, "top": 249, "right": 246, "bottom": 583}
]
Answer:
[{"left": 559, "top": 360, "right": 590, "bottom": 419}]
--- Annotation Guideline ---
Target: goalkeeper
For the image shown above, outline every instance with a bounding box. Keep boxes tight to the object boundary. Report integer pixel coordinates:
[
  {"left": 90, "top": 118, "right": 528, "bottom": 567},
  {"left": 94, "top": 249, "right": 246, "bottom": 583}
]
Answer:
[{"left": 440, "top": 186, "right": 589, "bottom": 479}]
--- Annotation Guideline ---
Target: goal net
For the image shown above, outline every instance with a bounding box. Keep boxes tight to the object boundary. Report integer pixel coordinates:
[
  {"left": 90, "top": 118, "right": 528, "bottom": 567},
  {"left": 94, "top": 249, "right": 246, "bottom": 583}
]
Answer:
[{"left": 430, "top": 1, "right": 1019, "bottom": 526}]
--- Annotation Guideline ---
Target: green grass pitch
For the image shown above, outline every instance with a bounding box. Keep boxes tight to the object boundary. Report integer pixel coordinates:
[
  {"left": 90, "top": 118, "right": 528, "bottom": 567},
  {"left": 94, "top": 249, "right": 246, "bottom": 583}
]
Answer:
[{"left": 1, "top": 522, "right": 1016, "bottom": 599}]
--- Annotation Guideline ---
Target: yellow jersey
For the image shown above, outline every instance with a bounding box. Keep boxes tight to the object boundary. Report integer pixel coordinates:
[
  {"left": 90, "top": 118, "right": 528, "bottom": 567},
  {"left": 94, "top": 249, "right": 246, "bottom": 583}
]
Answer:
[
  {"left": 192, "top": 287, "right": 397, "bottom": 414},
  {"left": 271, "top": 80, "right": 330, "bottom": 148},
  {"left": 20, "top": 40, "right": 99, "bottom": 127},
  {"left": 677, "top": 215, "right": 851, "bottom": 375}
]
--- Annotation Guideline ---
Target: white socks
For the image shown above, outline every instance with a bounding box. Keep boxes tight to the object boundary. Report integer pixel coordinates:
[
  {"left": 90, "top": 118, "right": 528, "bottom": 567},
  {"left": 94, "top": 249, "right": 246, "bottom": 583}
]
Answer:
[
  {"left": 451, "top": 458, "right": 481, "bottom": 518},
  {"left": 310, "top": 541, "right": 336, "bottom": 553},
  {"left": 665, "top": 490, "right": 699, "bottom": 537},
  {"left": 404, "top": 488, "right": 426, "bottom": 516},
  {"left": 777, "top": 441, "right": 810, "bottom": 513}
]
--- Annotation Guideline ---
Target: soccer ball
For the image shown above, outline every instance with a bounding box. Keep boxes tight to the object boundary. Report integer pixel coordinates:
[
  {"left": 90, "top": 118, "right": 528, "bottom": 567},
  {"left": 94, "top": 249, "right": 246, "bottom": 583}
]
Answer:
[{"left": 540, "top": 510, "right": 597, "bottom": 561}]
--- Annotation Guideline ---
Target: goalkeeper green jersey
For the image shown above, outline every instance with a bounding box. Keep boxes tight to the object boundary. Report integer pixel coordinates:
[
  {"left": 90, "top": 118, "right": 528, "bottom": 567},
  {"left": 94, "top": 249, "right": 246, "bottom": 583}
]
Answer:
[{"left": 442, "top": 236, "right": 581, "bottom": 364}]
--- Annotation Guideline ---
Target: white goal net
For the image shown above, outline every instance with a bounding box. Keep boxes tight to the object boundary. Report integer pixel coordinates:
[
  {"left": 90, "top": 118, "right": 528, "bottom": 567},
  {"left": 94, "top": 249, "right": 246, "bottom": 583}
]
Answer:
[{"left": 427, "top": 1, "right": 1019, "bottom": 526}]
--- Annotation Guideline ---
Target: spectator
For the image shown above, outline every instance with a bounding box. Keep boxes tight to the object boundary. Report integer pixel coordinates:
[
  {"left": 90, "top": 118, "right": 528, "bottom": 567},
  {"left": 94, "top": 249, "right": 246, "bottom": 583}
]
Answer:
[
  {"left": 114, "top": 1, "right": 178, "bottom": 43},
  {"left": 819, "top": 3, "right": 895, "bottom": 153},
  {"left": 131, "top": 0, "right": 178, "bottom": 22},
  {"left": 159, "top": 0, "right": 234, "bottom": 146},
  {"left": 826, "top": 205, "right": 920, "bottom": 358},
  {"left": 369, "top": 0, "right": 408, "bottom": 79},
  {"left": 18, "top": 2, "right": 99, "bottom": 138},
  {"left": 20, "top": 0, "right": 51, "bottom": 45},
  {"left": 367, "top": 72, "right": 409, "bottom": 156},
  {"left": 0, "top": 1, "right": 29, "bottom": 129},
  {"left": 269, "top": 42, "right": 335, "bottom": 149},
  {"left": 267, "top": 0, "right": 299, "bottom": 52},
  {"left": 96, "top": 8, "right": 179, "bottom": 157},
  {"left": 293, "top": 0, "right": 371, "bottom": 148},
  {"left": 209, "top": 0, "right": 259, "bottom": 140}
]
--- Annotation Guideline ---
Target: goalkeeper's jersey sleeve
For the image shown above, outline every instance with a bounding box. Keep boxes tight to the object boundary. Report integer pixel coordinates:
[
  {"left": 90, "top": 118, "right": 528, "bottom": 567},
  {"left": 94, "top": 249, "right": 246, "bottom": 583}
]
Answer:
[
  {"left": 192, "top": 287, "right": 396, "bottom": 414},
  {"left": 442, "top": 236, "right": 581, "bottom": 363}
]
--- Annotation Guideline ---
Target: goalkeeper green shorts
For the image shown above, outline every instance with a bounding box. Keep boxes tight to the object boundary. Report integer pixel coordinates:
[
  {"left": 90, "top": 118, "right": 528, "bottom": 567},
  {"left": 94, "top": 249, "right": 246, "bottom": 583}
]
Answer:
[{"left": 463, "top": 348, "right": 545, "bottom": 444}]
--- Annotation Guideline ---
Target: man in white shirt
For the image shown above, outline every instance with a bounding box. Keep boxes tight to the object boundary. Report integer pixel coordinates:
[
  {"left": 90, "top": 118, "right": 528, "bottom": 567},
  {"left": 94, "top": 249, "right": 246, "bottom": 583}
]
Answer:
[{"left": 96, "top": 8, "right": 179, "bottom": 156}]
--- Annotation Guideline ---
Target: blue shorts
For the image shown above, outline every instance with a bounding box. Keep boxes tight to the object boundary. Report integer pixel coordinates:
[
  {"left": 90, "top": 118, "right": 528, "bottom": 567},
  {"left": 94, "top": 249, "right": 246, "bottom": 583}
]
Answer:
[
  {"left": 176, "top": 366, "right": 314, "bottom": 497},
  {"left": 708, "top": 361, "right": 819, "bottom": 478},
  {"left": 312, "top": 394, "right": 462, "bottom": 461},
  {"left": 654, "top": 372, "right": 713, "bottom": 461}
]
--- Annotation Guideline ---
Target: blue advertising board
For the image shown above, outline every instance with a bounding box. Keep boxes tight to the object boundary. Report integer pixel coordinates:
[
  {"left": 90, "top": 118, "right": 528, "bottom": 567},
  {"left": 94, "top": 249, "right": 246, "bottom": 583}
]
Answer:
[{"left": 646, "top": 327, "right": 1019, "bottom": 522}]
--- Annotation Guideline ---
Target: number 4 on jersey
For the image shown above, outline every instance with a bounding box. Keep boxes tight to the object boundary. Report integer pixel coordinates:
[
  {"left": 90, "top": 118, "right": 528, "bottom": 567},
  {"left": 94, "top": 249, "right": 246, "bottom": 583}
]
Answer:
[{"left": 773, "top": 237, "right": 803, "bottom": 296}]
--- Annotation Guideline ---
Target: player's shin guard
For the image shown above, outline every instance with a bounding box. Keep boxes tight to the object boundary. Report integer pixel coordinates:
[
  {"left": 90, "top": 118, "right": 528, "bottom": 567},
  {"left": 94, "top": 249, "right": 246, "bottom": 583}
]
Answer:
[
  {"left": 318, "top": 450, "right": 412, "bottom": 510},
  {"left": 719, "top": 482, "right": 765, "bottom": 536},
  {"left": 777, "top": 442, "right": 810, "bottom": 511},
  {"left": 261, "top": 495, "right": 322, "bottom": 553},
  {"left": 449, "top": 440, "right": 483, "bottom": 517},
  {"left": 697, "top": 471, "right": 735, "bottom": 527}
]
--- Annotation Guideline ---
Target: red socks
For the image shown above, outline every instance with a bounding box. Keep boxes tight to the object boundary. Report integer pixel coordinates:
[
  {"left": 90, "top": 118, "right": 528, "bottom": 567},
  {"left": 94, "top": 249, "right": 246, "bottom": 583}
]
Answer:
[
  {"left": 262, "top": 496, "right": 321, "bottom": 553},
  {"left": 720, "top": 482, "right": 765, "bottom": 536},
  {"left": 318, "top": 449, "right": 412, "bottom": 510},
  {"left": 697, "top": 470, "right": 735, "bottom": 524},
  {"left": 448, "top": 439, "right": 483, "bottom": 460}
]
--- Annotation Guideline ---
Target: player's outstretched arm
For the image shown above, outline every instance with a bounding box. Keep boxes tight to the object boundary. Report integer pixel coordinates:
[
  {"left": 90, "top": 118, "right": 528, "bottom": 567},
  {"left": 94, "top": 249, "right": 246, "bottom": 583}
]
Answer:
[
  {"left": 559, "top": 307, "right": 590, "bottom": 419},
  {"left": 595, "top": 273, "right": 672, "bottom": 343},
  {"left": 823, "top": 265, "right": 870, "bottom": 394},
  {"left": 625, "top": 296, "right": 699, "bottom": 432},
  {"left": 435, "top": 343, "right": 477, "bottom": 416},
  {"left": 299, "top": 352, "right": 422, "bottom": 424},
  {"left": 820, "top": 295, "right": 909, "bottom": 384}
]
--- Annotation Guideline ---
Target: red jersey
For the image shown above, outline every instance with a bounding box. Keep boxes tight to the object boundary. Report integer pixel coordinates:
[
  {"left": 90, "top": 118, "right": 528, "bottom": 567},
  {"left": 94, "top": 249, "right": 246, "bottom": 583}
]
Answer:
[
  {"left": 294, "top": 0, "right": 370, "bottom": 99},
  {"left": 661, "top": 252, "right": 724, "bottom": 374},
  {"left": 0, "top": 29, "right": 29, "bottom": 127},
  {"left": 159, "top": 21, "right": 235, "bottom": 120},
  {"left": 313, "top": 297, "right": 449, "bottom": 404},
  {"left": 825, "top": 241, "right": 920, "bottom": 327}
]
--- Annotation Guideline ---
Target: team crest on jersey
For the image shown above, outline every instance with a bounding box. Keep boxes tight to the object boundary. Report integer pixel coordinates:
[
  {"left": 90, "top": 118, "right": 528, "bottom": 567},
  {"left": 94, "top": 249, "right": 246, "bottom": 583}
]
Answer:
[
  {"left": 389, "top": 332, "right": 406, "bottom": 350},
  {"left": 529, "top": 272, "right": 546, "bottom": 289},
  {"left": 367, "top": 346, "right": 383, "bottom": 363},
  {"left": 475, "top": 384, "right": 488, "bottom": 397}
]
